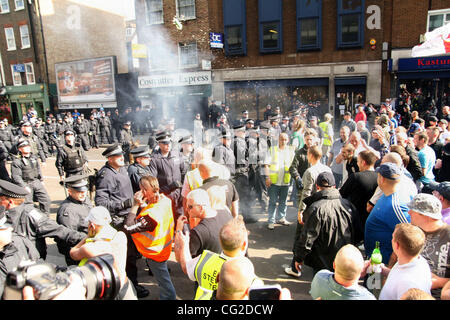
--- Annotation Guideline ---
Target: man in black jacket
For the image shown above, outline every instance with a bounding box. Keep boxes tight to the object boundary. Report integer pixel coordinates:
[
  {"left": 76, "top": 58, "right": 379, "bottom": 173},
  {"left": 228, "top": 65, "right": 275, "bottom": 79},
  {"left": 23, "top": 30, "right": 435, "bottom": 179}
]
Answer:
[{"left": 291, "top": 172, "right": 359, "bottom": 276}]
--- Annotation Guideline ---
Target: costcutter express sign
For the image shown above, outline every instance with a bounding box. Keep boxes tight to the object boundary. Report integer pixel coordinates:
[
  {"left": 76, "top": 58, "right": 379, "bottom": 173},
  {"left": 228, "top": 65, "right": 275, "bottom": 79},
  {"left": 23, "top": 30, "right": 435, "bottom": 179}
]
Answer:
[{"left": 138, "top": 71, "right": 212, "bottom": 89}]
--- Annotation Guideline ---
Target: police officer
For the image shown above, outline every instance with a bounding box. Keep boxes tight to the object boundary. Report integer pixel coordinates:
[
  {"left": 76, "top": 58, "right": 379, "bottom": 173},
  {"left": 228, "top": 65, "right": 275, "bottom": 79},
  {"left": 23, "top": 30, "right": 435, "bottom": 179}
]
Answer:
[
  {"left": 55, "top": 130, "right": 88, "bottom": 182},
  {"left": 233, "top": 125, "right": 258, "bottom": 224},
  {"left": 179, "top": 135, "right": 194, "bottom": 170},
  {"left": 0, "top": 179, "right": 85, "bottom": 260},
  {"left": 73, "top": 116, "right": 90, "bottom": 151},
  {"left": 44, "top": 117, "right": 58, "bottom": 156},
  {"left": 94, "top": 143, "right": 149, "bottom": 298},
  {"left": 110, "top": 109, "right": 121, "bottom": 142},
  {"left": 120, "top": 121, "right": 136, "bottom": 165},
  {"left": 98, "top": 111, "right": 112, "bottom": 144},
  {"left": 0, "top": 119, "right": 14, "bottom": 152},
  {"left": 11, "top": 139, "right": 51, "bottom": 215},
  {"left": 237, "top": 110, "right": 249, "bottom": 126},
  {"left": 88, "top": 114, "right": 99, "bottom": 148},
  {"left": 13, "top": 121, "right": 46, "bottom": 163},
  {"left": 212, "top": 130, "right": 235, "bottom": 176},
  {"left": 56, "top": 174, "right": 92, "bottom": 266},
  {"left": 0, "top": 140, "right": 10, "bottom": 181},
  {"left": 149, "top": 131, "right": 187, "bottom": 221},
  {"left": 34, "top": 119, "right": 50, "bottom": 157},
  {"left": 0, "top": 206, "right": 40, "bottom": 297},
  {"left": 127, "top": 146, "right": 151, "bottom": 193}
]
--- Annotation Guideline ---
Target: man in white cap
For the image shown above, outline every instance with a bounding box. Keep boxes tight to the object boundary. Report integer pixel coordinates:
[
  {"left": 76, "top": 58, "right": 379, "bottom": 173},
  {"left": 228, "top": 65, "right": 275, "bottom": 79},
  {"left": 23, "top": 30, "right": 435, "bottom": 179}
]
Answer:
[
  {"left": 407, "top": 193, "right": 450, "bottom": 299},
  {"left": 70, "top": 206, "right": 137, "bottom": 300}
]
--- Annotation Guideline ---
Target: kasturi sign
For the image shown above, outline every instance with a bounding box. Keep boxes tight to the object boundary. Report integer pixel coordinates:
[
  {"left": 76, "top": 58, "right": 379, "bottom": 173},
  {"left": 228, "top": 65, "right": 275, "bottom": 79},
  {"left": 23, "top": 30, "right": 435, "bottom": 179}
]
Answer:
[
  {"left": 398, "top": 55, "right": 450, "bottom": 72},
  {"left": 138, "top": 71, "right": 212, "bottom": 89}
]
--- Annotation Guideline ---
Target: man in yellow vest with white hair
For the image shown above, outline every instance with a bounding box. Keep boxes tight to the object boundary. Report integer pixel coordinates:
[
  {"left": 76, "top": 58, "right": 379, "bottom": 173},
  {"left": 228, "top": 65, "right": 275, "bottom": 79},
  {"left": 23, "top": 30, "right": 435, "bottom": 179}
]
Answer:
[
  {"left": 125, "top": 175, "right": 176, "bottom": 300},
  {"left": 264, "top": 132, "right": 295, "bottom": 230},
  {"left": 319, "top": 113, "right": 334, "bottom": 164}
]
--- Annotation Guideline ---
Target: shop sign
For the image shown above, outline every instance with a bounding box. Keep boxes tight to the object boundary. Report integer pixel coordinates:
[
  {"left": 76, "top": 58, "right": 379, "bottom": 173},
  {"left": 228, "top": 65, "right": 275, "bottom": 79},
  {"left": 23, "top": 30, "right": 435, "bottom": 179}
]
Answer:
[
  {"left": 13, "top": 64, "right": 25, "bottom": 73},
  {"left": 138, "top": 71, "right": 211, "bottom": 89},
  {"left": 398, "top": 56, "right": 450, "bottom": 72}
]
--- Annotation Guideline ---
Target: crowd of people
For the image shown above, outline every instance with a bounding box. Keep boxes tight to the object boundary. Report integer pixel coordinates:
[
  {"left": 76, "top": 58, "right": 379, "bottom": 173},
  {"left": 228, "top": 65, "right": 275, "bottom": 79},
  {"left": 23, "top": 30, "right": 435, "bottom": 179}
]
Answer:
[{"left": 0, "top": 95, "right": 449, "bottom": 301}]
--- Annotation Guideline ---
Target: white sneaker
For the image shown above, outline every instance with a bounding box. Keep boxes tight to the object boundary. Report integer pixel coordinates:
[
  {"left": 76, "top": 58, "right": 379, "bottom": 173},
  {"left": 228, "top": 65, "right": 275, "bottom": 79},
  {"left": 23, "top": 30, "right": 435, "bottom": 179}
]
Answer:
[
  {"left": 284, "top": 267, "right": 301, "bottom": 278},
  {"left": 277, "top": 218, "right": 292, "bottom": 226},
  {"left": 267, "top": 223, "right": 274, "bottom": 230}
]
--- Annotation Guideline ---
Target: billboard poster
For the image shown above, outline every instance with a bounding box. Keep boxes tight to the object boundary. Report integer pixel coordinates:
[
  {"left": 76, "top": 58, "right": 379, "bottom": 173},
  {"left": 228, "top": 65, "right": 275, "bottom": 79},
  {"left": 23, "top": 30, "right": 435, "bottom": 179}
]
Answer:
[{"left": 55, "top": 56, "right": 116, "bottom": 104}]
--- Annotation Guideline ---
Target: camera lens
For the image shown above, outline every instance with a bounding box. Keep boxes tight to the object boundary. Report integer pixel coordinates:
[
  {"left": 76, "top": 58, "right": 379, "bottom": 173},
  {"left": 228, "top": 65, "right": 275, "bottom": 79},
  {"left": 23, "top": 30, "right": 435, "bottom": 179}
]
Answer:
[{"left": 72, "top": 254, "right": 120, "bottom": 300}]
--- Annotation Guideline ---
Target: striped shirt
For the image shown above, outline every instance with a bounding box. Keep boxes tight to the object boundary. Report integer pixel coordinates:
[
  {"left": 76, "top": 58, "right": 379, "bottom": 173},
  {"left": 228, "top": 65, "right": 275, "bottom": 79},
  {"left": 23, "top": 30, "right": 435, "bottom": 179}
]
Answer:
[{"left": 365, "top": 192, "right": 411, "bottom": 264}]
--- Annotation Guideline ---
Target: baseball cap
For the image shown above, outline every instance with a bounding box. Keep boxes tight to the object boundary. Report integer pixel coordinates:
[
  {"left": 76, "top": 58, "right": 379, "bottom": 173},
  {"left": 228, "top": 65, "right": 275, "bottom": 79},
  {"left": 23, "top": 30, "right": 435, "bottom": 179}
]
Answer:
[
  {"left": 316, "top": 171, "right": 335, "bottom": 187},
  {"left": 428, "top": 181, "right": 450, "bottom": 201},
  {"left": 375, "top": 163, "right": 402, "bottom": 180},
  {"left": 85, "top": 206, "right": 112, "bottom": 226},
  {"left": 407, "top": 193, "right": 442, "bottom": 220}
]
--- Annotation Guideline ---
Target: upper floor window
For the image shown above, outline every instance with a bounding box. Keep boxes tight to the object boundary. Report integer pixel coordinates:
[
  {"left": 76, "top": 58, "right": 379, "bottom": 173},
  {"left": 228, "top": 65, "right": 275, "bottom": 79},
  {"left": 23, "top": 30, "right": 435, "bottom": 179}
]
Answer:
[
  {"left": 223, "top": 0, "right": 247, "bottom": 56},
  {"left": 259, "top": 0, "right": 283, "bottom": 53},
  {"left": 4, "top": 27, "right": 16, "bottom": 50},
  {"left": 427, "top": 9, "right": 450, "bottom": 32},
  {"left": 0, "top": 0, "right": 9, "bottom": 13},
  {"left": 337, "top": 0, "right": 364, "bottom": 49},
  {"left": 19, "top": 24, "right": 30, "bottom": 48},
  {"left": 179, "top": 42, "right": 198, "bottom": 68},
  {"left": 11, "top": 64, "right": 21, "bottom": 86},
  {"left": 15, "top": 0, "right": 24, "bottom": 10},
  {"left": 145, "top": 0, "right": 164, "bottom": 25},
  {"left": 177, "top": 0, "right": 195, "bottom": 20},
  {"left": 297, "top": 0, "right": 322, "bottom": 51},
  {"left": 25, "top": 62, "right": 35, "bottom": 84}
]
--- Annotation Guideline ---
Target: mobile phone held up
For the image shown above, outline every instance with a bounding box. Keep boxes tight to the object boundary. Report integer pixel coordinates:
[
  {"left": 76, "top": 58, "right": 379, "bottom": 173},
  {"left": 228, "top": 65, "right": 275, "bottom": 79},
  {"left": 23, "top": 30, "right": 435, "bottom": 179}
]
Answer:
[{"left": 249, "top": 284, "right": 282, "bottom": 300}]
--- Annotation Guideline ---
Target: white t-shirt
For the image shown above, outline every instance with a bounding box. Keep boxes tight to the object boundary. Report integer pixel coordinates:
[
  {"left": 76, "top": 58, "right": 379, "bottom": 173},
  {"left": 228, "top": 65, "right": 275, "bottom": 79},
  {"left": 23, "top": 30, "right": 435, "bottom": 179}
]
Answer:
[{"left": 379, "top": 255, "right": 432, "bottom": 300}]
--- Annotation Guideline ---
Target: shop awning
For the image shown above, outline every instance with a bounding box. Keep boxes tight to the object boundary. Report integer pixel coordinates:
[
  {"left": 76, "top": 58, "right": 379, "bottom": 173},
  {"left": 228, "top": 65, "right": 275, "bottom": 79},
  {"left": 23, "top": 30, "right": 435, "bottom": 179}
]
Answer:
[
  {"left": 225, "top": 77, "right": 329, "bottom": 89},
  {"left": 334, "top": 76, "right": 367, "bottom": 86},
  {"left": 138, "top": 84, "right": 211, "bottom": 98},
  {"left": 397, "top": 71, "right": 450, "bottom": 79}
]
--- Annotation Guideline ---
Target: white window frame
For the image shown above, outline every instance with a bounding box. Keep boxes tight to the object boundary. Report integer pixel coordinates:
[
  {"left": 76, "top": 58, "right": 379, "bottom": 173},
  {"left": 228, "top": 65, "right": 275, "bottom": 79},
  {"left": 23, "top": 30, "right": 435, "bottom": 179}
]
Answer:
[
  {"left": 25, "top": 62, "right": 35, "bottom": 85},
  {"left": 0, "top": 0, "right": 10, "bottom": 13},
  {"left": 178, "top": 42, "right": 198, "bottom": 68},
  {"left": 4, "top": 27, "right": 16, "bottom": 51},
  {"left": 14, "top": 0, "right": 24, "bottom": 11},
  {"left": 427, "top": 8, "right": 450, "bottom": 32},
  {"left": 176, "top": 0, "right": 196, "bottom": 21},
  {"left": 11, "top": 64, "right": 22, "bottom": 86},
  {"left": 145, "top": 0, "right": 164, "bottom": 25},
  {"left": 19, "top": 24, "right": 30, "bottom": 49}
]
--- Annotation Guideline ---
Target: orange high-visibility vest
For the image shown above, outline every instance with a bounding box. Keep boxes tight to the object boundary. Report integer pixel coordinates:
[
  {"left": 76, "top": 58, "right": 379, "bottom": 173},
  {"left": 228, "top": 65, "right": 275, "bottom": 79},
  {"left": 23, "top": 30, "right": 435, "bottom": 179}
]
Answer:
[{"left": 131, "top": 194, "right": 174, "bottom": 262}]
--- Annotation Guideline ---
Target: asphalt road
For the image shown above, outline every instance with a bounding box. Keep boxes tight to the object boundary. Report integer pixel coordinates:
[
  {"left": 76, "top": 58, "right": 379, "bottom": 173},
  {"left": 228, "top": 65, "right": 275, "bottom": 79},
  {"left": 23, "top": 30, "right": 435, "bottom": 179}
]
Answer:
[{"left": 26, "top": 140, "right": 314, "bottom": 300}]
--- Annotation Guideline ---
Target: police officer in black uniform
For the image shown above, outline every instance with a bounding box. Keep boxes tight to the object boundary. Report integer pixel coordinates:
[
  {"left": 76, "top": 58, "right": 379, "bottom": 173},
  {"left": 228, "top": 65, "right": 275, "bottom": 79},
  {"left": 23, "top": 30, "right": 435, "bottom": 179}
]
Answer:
[
  {"left": 56, "top": 174, "right": 92, "bottom": 266},
  {"left": 12, "top": 121, "right": 46, "bottom": 163},
  {"left": 212, "top": 130, "right": 235, "bottom": 176},
  {"left": 127, "top": 146, "right": 151, "bottom": 193},
  {"left": 88, "top": 114, "right": 99, "bottom": 149},
  {"left": 0, "top": 179, "right": 85, "bottom": 260},
  {"left": 55, "top": 130, "right": 88, "bottom": 183},
  {"left": 0, "top": 119, "right": 14, "bottom": 152},
  {"left": 179, "top": 135, "right": 194, "bottom": 170},
  {"left": 11, "top": 139, "right": 51, "bottom": 215},
  {"left": 98, "top": 111, "right": 111, "bottom": 144},
  {"left": 34, "top": 119, "right": 50, "bottom": 157},
  {"left": 44, "top": 117, "right": 58, "bottom": 156},
  {"left": 73, "top": 116, "right": 90, "bottom": 151},
  {"left": 94, "top": 143, "right": 149, "bottom": 298},
  {"left": 248, "top": 126, "right": 269, "bottom": 212},
  {"left": 148, "top": 131, "right": 187, "bottom": 221},
  {"left": 119, "top": 121, "right": 136, "bottom": 165},
  {"left": 0, "top": 206, "right": 40, "bottom": 297}
]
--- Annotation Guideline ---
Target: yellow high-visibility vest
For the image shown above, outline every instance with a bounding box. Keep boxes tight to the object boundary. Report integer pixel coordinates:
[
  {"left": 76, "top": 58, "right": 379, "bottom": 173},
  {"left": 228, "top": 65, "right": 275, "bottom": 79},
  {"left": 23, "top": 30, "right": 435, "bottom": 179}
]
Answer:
[
  {"left": 319, "top": 121, "right": 332, "bottom": 146},
  {"left": 269, "top": 146, "right": 294, "bottom": 185},
  {"left": 193, "top": 250, "right": 228, "bottom": 300},
  {"left": 186, "top": 168, "right": 203, "bottom": 190}
]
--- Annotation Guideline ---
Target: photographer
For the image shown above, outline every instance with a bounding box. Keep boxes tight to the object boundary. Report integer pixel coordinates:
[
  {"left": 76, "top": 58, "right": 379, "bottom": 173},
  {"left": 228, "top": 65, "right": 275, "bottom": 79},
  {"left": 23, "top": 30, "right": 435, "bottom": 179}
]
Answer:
[{"left": 70, "top": 206, "right": 137, "bottom": 300}]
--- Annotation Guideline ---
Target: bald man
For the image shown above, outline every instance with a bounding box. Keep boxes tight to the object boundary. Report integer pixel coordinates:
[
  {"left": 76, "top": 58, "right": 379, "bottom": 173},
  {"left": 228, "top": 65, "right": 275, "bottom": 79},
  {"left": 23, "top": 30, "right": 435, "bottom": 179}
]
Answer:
[
  {"left": 216, "top": 256, "right": 258, "bottom": 300},
  {"left": 310, "top": 244, "right": 376, "bottom": 300}
]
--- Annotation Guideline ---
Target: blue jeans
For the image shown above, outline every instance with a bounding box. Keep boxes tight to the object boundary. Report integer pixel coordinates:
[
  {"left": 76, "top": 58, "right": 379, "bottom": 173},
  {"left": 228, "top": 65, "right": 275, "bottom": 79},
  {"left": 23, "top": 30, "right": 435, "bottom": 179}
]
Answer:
[
  {"left": 146, "top": 258, "right": 177, "bottom": 300},
  {"left": 267, "top": 184, "right": 289, "bottom": 223}
]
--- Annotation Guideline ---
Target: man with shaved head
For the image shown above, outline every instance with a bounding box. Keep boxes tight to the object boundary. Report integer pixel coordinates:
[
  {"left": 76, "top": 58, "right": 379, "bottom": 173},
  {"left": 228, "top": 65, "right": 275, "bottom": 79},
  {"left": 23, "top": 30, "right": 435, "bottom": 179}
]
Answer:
[
  {"left": 310, "top": 244, "right": 376, "bottom": 300},
  {"left": 216, "top": 256, "right": 257, "bottom": 300}
]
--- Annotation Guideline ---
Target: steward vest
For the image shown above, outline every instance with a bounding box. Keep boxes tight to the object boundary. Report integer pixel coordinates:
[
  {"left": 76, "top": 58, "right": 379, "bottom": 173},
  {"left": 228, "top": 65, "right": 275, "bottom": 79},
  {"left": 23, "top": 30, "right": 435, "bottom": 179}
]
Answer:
[
  {"left": 268, "top": 146, "right": 294, "bottom": 185},
  {"left": 186, "top": 168, "right": 203, "bottom": 191},
  {"left": 78, "top": 228, "right": 118, "bottom": 267},
  {"left": 319, "top": 122, "right": 332, "bottom": 146},
  {"left": 194, "top": 250, "right": 228, "bottom": 300},
  {"left": 131, "top": 194, "right": 174, "bottom": 262},
  {"left": 63, "top": 145, "right": 83, "bottom": 172}
]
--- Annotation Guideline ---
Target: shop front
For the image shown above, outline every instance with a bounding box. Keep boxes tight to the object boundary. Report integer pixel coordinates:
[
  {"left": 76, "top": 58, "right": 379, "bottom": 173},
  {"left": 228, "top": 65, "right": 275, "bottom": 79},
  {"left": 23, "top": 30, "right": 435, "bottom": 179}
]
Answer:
[
  {"left": 138, "top": 71, "right": 212, "bottom": 129},
  {"left": 396, "top": 55, "right": 450, "bottom": 111},
  {"left": 334, "top": 76, "right": 367, "bottom": 122},
  {"left": 4, "top": 84, "right": 50, "bottom": 124}
]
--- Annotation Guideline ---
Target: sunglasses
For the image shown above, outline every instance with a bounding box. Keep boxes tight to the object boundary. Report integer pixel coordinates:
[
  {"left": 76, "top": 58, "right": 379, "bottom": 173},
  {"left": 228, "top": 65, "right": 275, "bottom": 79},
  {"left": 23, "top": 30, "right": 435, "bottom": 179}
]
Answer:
[{"left": 187, "top": 204, "right": 201, "bottom": 211}]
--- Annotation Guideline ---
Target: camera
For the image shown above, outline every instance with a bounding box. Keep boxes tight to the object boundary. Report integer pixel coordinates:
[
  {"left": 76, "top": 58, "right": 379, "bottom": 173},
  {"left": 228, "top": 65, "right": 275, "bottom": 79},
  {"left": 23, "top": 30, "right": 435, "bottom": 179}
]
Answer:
[{"left": 3, "top": 253, "right": 120, "bottom": 300}]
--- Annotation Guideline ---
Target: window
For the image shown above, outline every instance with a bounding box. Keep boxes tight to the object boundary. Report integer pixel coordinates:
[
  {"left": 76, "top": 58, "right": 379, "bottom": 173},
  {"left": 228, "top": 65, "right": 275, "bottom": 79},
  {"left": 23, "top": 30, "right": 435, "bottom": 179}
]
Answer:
[
  {"left": 337, "top": 0, "right": 364, "bottom": 49},
  {"left": 258, "top": 0, "right": 283, "bottom": 53},
  {"left": 179, "top": 42, "right": 198, "bottom": 68},
  {"left": 145, "top": 0, "right": 163, "bottom": 25},
  {"left": 223, "top": 0, "right": 247, "bottom": 56},
  {"left": 427, "top": 9, "right": 450, "bottom": 32},
  {"left": 15, "top": 0, "right": 24, "bottom": 10},
  {"left": 19, "top": 24, "right": 30, "bottom": 48},
  {"left": 4, "top": 27, "right": 16, "bottom": 50},
  {"left": 25, "top": 62, "right": 35, "bottom": 84},
  {"left": 177, "top": 0, "right": 195, "bottom": 20},
  {"left": 11, "top": 65, "right": 21, "bottom": 86},
  {"left": 297, "top": 0, "right": 322, "bottom": 50},
  {"left": 0, "top": 0, "right": 10, "bottom": 13}
]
